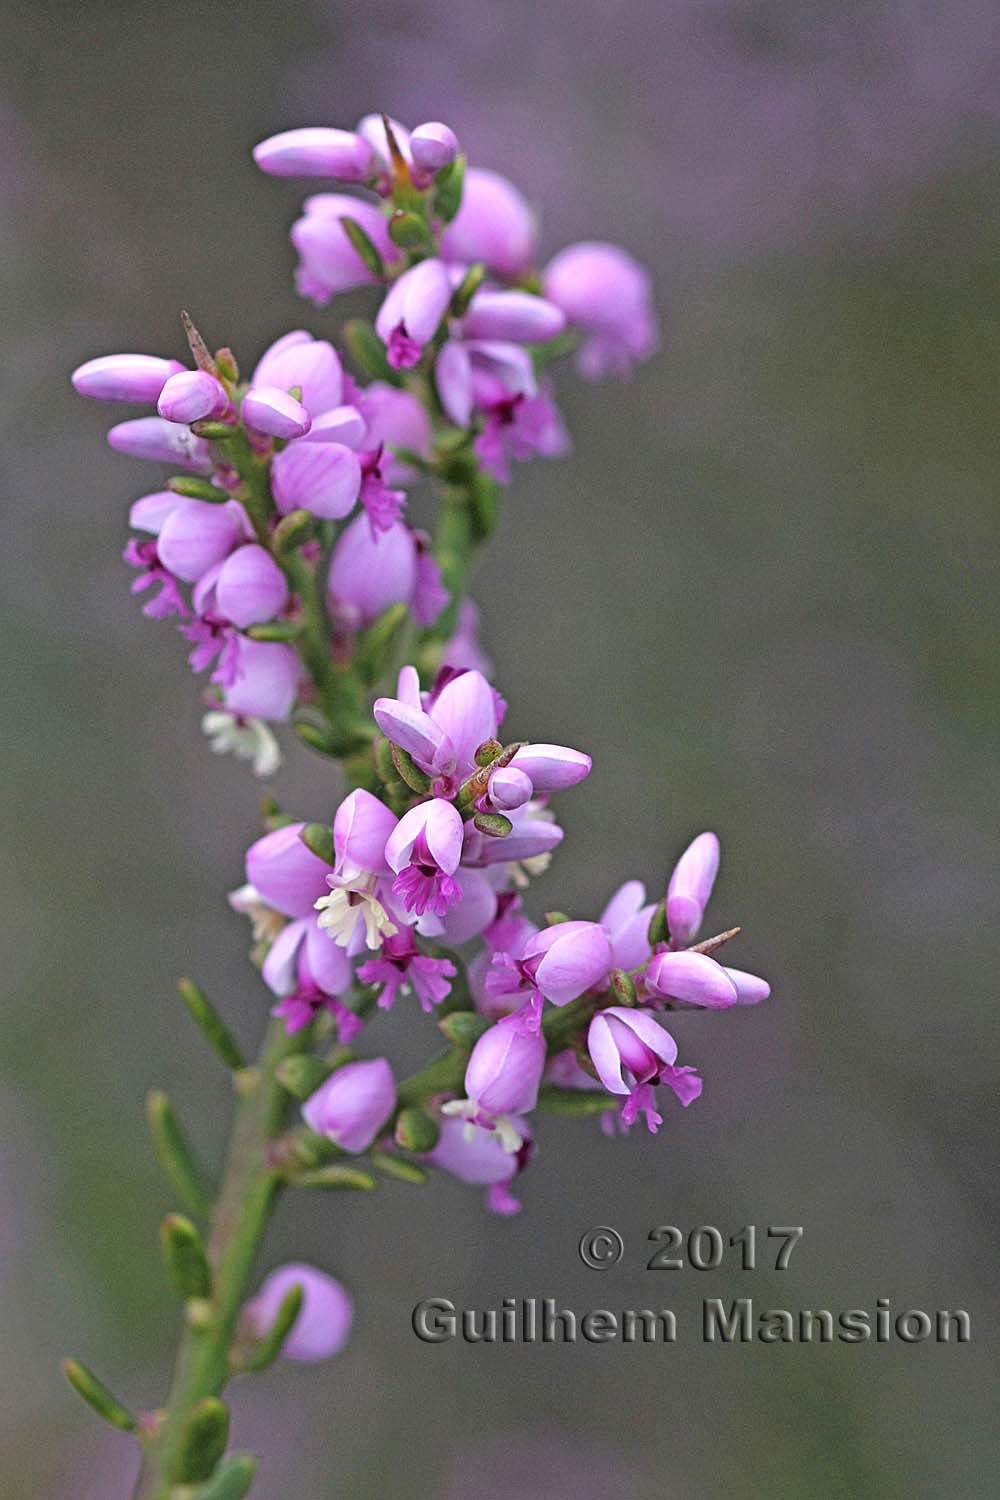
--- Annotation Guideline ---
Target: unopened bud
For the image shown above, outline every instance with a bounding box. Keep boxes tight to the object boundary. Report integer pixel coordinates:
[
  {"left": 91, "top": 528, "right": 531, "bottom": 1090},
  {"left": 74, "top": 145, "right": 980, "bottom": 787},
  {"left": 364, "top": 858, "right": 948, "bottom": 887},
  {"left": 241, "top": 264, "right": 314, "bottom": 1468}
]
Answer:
[
  {"left": 394, "top": 1105, "right": 442, "bottom": 1153},
  {"left": 388, "top": 210, "right": 429, "bottom": 249},
  {"left": 609, "top": 968, "right": 638, "bottom": 1005}
]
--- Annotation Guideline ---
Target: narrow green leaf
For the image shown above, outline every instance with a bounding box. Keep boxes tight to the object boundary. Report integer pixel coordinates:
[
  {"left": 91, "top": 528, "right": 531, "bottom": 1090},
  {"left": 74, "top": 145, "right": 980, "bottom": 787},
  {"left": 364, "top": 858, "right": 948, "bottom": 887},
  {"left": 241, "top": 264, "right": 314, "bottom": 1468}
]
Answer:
[
  {"left": 147, "top": 1091, "right": 212, "bottom": 1218},
  {"left": 167, "top": 476, "right": 229, "bottom": 502},
  {"left": 339, "top": 215, "right": 387, "bottom": 278},
  {"left": 473, "top": 811, "right": 512, "bottom": 838},
  {"left": 244, "top": 1283, "right": 304, "bottom": 1373},
  {"left": 194, "top": 1456, "right": 257, "bottom": 1500},
  {"left": 190, "top": 420, "right": 235, "bottom": 440},
  {"left": 160, "top": 1214, "right": 212, "bottom": 1301},
  {"left": 299, "top": 822, "right": 334, "bottom": 865},
  {"left": 272, "top": 508, "right": 313, "bottom": 554},
  {"left": 451, "top": 261, "right": 486, "bottom": 317},
  {"left": 391, "top": 743, "right": 432, "bottom": 794},
  {"left": 246, "top": 620, "right": 303, "bottom": 642},
  {"left": 371, "top": 1150, "right": 429, "bottom": 1184},
  {"left": 61, "top": 1358, "right": 136, "bottom": 1432},
  {"left": 294, "top": 1164, "right": 377, "bottom": 1191},
  {"left": 647, "top": 902, "right": 669, "bottom": 947},
  {"left": 191, "top": 1454, "right": 258, "bottom": 1500},
  {"left": 437, "top": 1011, "right": 490, "bottom": 1048},
  {"left": 167, "top": 1397, "right": 230, "bottom": 1485},
  {"left": 275, "top": 1053, "right": 334, "bottom": 1101},
  {"left": 536, "top": 1084, "right": 617, "bottom": 1116},
  {"left": 343, "top": 318, "right": 401, "bottom": 386},
  {"left": 435, "top": 153, "right": 466, "bottom": 223},
  {"left": 177, "top": 979, "right": 246, "bottom": 1072}
]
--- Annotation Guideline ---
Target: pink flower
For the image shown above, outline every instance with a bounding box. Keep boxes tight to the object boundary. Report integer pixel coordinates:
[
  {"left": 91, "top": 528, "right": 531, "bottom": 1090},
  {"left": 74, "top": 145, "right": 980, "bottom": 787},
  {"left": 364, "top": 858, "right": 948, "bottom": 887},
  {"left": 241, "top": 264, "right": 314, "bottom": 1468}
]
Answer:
[
  {"left": 486, "top": 920, "right": 613, "bottom": 1030},
  {"left": 252, "top": 127, "right": 374, "bottom": 183},
  {"left": 356, "top": 930, "right": 456, "bottom": 1013},
  {"left": 588, "top": 1007, "right": 702, "bottom": 1133},
  {"left": 542, "top": 241, "right": 658, "bottom": 380},
  {"left": 643, "top": 950, "right": 739, "bottom": 1009},
  {"left": 245, "top": 822, "right": 332, "bottom": 919},
  {"left": 302, "top": 1058, "right": 396, "bottom": 1154},
  {"left": 385, "top": 799, "right": 464, "bottom": 918},
  {"left": 375, "top": 258, "right": 453, "bottom": 370},
  {"left": 440, "top": 167, "right": 537, "bottom": 280},
  {"left": 245, "top": 1264, "right": 353, "bottom": 1362},
  {"left": 72, "top": 353, "right": 184, "bottom": 403},
  {"left": 666, "top": 831, "right": 720, "bottom": 946},
  {"left": 262, "top": 914, "right": 360, "bottom": 1041}
]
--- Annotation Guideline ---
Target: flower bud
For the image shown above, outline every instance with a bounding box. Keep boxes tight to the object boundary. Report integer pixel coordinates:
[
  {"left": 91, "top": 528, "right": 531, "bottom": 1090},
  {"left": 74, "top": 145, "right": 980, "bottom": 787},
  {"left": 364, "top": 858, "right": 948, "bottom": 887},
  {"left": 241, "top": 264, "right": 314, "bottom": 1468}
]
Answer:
[
  {"left": 72, "top": 353, "right": 185, "bottom": 403},
  {"left": 487, "top": 765, "right": 533, "bottom": 810},
  {"left": 328, "top": 516, "right": 417, "bottom": 626},
  {"left": 510, "top": 743, "right": 591, "bottom": 791},
  {"left": 155, "top": 500, "right": 242, "bottom": 583},
  {"left": 245, "top": 821, "right": 332, "bottom": 918},
  {"left": 666, "top": 831, "right": 719, "bottom": 945},
  {"left": 644, "top": 949, "right": 738, "bottom": 1008},
  {"left": 213, "top": 544, "right": 289, "bottom": 628},
  {"left": 252, "top": 127, "right": 374, "bottom": 182},
  {"left": 333, "top": 788, "right": 397, "bottom": 879},
  {"left": 440, "top": 167, "right": 537, "bottom": 280},
  {"left": 461, "top": 290, "right": 565, "bottom": 343},
  {"left": 542, "top": 241, "right": 658, "bottom": 380},
  {"left": 107, "top": 416, "right": 214, "bottom": 472},
  {"left": 252, "top": 333, "right": 344, "bottom": 418},
  {"left": 241, "top": 386, "right": 312, "bottom": 440},
  {"left": 302, "top": 1057, "right": 396, "bottom": 1153},
  {"left": 600, "top": 880, "right": 656, "bottom": 970},
  {"left": 292, "top": 197, "right": 397, "bottom": 303},
  {"left": 722, "top": 967, "right": 771, "bottom": 1006},
  {"left": 271, "top": 441, "right": 361, "bottom": 519},
  {"left": 525, "top": 920, "right": 613, "bottom": 1006},
  {"left": 245, "top": 1263, "right": 353, "bottom": 1362},
  {"left": 464, "top": 1018, "right": 546, "bottom": 1117},
  {"left": 221, "top": 639, "right": 299, "bottom": 721},
  {"left": 375, "top": 258, "right": 453, "bottom": 370},
  {"left": 158, "top": 369, "right": 230, "bottom": 424},
  {"left": 410, "top": 121, "right": 459, "bottom": 173}
]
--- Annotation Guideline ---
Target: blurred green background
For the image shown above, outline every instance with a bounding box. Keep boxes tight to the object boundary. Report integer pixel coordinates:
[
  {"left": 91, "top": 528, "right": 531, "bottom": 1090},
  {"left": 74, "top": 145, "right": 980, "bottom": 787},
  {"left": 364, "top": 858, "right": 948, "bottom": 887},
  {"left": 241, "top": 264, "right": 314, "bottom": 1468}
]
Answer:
[{"left": 2, "top": 1, "right": 998, "bottom": 1495}]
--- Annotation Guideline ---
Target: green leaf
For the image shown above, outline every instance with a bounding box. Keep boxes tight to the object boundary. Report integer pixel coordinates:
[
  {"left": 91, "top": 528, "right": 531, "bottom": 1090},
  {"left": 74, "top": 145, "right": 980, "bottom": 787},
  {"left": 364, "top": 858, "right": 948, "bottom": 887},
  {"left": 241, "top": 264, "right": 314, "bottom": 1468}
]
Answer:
[
  {"left": 451, "top": 261, "right": 487, "bottom": 317},
  {"left": 166, "top": 476, "right": 229, "bottom": 502},
  {"left": 294, "top": 1164, "right": 377, "bottom": 1192},
  {"left": 299, "top": 822, "right": 334, "bottom": 865},
  {"left": 160, "top": 1214, "right": 212, "bottom": 1301},
  {"left": 167, "top": 1397, "right": 230, "bottom": 1485},
  {"left": 177, "top": 979, "right": 246, "bottom": 1072},
  {"left": 473, "top": 811, "right": 512, "bottom": 838},
  {"left": 437, "top": 1011, "right": 490, "bottom": 1048},
  {"left": 191, "top": 1455, "right": 257, "bottom": 1500},
  {"left": 61, "top": 1358, "right": 136, "bottom": 1432},
  {"left": 147, "top": 1091, "right": 212, "bottom": 1219},
  {"left": 343, "top": 318, "right": 401, "bottom": 386},
  {"left": 371, "top": 1150, "right": 429, "bottom": 1184},
  {"left": 244, "top": 1283, "right": 303, "bottom": 1373},
  {"left": 647, "top": 902, "right": 669, "bottom": 947},
  {"left": 275, "top": 1053, "right": 334, "bottom": 1101},
  {"left": 272, "top": 508, "right": 314, "bottom": 554},
  {"left": 435, "top": 153, "right": 466, "bottom": 223},
  {"left": 537, "top": 1084, "right": 617, "bottom": 1116},
  {"left": 339, "top": 215, "right": 387, "bottom": 278},
  {"left": 391, "top": 743, "right": 432, "bottom": 794}
]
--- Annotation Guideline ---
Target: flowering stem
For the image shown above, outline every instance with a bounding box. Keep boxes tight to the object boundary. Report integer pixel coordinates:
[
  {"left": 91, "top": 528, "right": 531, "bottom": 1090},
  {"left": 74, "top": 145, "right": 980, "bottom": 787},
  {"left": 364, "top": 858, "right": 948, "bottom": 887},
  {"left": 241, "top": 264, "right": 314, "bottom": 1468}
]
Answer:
[{"left": 132, "top": 1019, "right": 307, "bottom": 1499}]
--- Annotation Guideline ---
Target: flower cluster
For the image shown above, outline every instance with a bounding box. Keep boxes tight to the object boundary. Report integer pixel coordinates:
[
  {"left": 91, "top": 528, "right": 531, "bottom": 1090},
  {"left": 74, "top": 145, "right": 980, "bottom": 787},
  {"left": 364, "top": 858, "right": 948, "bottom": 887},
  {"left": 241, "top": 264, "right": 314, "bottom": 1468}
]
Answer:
[
  {"left": 234, "top": 666, "right": 769, "bottom": 1215},
  {"left": 72, "top": 114, "right": 658, "bottom": 778},
  {"left": 64, "top": 108, "right": 769, "bottom": 1492}
]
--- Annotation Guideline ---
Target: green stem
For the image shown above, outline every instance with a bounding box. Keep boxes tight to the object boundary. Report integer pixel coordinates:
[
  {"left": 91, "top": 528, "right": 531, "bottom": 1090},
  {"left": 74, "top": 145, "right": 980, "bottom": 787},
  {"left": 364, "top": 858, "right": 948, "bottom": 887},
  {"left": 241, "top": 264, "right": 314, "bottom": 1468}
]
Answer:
[{"left": 132, "top": 1020, "right": 305, "bottom": 1499}]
